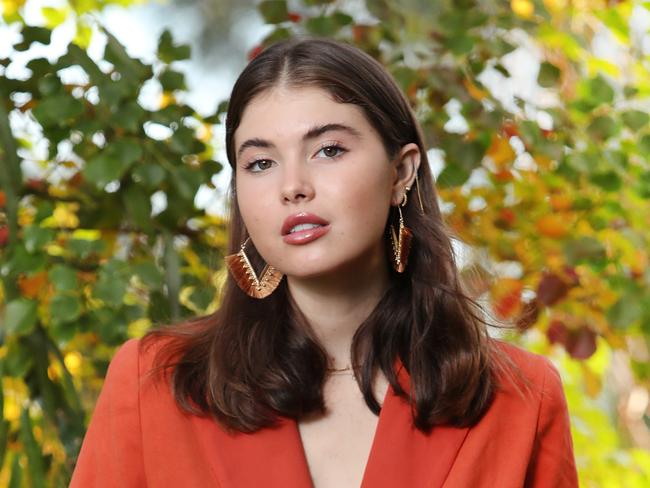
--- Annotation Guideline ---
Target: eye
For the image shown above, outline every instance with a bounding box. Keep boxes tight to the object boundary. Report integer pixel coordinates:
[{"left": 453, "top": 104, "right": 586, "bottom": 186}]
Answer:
[
  {"left": 244, "top": 159, "right": 274, "bottom": 173},
  {"left": 315, "top": 144, "right": 347, "bottom": 159}
]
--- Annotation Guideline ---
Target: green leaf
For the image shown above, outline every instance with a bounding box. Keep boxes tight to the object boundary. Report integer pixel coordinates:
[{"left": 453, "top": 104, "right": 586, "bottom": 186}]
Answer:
[
  {"left": 23, "top": 226, "right": 55, "bottom": 253},
  {"left": 134, "top": 261, "right": 164, "bottom": 289},
  {"left": 202, "top": 160, "right": 223, "bottom": 180},
  {"left": 621, "top": 110, "right": 649, "bottom": 131},
  {"left": 49, "top": 294, "right": 82, "bottom": 325},
  {"left": 639, "top": 134, "right": 650, "bottom": 158},
  {"left": 3, "top": 299, "right": 38, "bottom": 336},
  {"left": 563, "top": 237, "right": 607, "bottom": 266},
  {"left": 188, "top": 285, "right": 215, "bottom": 311},
  {"left": 19, "top": 409, "right": 46, "bottom": 488},
  {"left": 436, "top": 164, "right": 470, "bottom": 188},
  {"left": 66, "top": 238, "right": 105, "bottom": 259},
  {"left": 444, "top": 35, "right": 475, "bottom": 56},
  {"left": 588, "top": 75, "right": 615, "bottom": 105},
  {"left": 157, "top": 29, "right": 191, "bottom": 64},
  {"left": 132, "top": 162, "right": 167, "bottom": 188},
  {"left": 171, "top": 166, "right": 203, "bottom": 201},
  {"left": 32, "top": 94, "right": 84, "bottom": 128},
  {"left": 123, "top": 184, "right": 152, "bottom": 231},
  {"left": 258, "top": 0, "right": 289, "bottom": 24},
  {"left": 305, "top": 14, "right": 352, "bottom": 36},
  {"left": 110, "top": 101, "right": 145, "bottom": 133},
  {"left": 84, "top": 139, "right": 143, "bottom": 189},
  {"left": 37, "top": 73, "right": 62, "bottom": 96},
  {"left": 15, "top": 26, "right": 52, "bottom": 50},
  {"left": 587, "top": 115, "right": 619, "bottom": 140},
  {"left": 636, "top": 171, "right": 650, "bottom": 198},
  {"left": 93, "top": 263, "right": 127, "bottom": 308},
  {"left": 589, "top": 171, "right": 622, "bottom": 191},
  {"left": 538, "top": 61, "right": 561, "bottom": 88},
  {"left": 4, "top": 343, "right": 33, "bottom": 377},
  {"left": 48, "top": 265, "right": 78, "bottom": 292},
  {"left": 103, "top": 30, "right": 150, "bottom": 84},
  {"left": 170, "top": 126, "right": 204, "bottom": 154},
  {"left": 607, "top": 293, "right": 642, "bottom": 329},
  {"left": 159, "top": 69, "right": 186, "bottom": 91}
]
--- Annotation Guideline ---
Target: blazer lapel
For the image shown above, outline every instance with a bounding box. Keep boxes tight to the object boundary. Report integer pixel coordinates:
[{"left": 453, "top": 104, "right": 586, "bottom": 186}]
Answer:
[
  {"left": 360, "top": 361, "right": 470, "bottom": 488},
  {"left": 193, "top": 415, "right": 314, "bottom": 487},
  {"left": 191, "top": 361, "right": 468, "bottom": 488}
]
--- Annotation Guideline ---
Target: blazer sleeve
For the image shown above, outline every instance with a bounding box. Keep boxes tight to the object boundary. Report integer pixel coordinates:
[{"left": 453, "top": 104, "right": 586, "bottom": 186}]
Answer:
[
  {"left": 525, "top": 358, "right": 579, "bottom": 487},
  {"left": 70, "top": 338, "right": 147, "bottom": 487}
]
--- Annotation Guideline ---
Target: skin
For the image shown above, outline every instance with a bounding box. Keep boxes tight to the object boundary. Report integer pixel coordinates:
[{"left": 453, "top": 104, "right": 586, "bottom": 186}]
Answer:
[
  {"left": 234, "top": 85, "right": 421, "bottom": 488},
  {"left": 234, "top": 85, "right": 420, "bottom": 367}
]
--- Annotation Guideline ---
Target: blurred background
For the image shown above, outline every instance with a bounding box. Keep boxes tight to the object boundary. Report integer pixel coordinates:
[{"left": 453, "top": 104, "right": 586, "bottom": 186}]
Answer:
[{"left": 1, "top": 0, "right": 649, "bottom": 486}]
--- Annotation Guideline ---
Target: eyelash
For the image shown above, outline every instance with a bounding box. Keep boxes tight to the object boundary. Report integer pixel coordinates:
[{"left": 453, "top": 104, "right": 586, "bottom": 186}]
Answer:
[{"left": 243, "top": 143, "right": 348, "bottom": 173}]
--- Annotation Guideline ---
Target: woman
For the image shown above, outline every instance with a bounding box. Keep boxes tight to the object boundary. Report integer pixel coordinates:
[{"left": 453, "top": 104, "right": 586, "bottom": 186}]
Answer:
[{"left": 71, "top": 38, "right": 578, "bottom": 487}]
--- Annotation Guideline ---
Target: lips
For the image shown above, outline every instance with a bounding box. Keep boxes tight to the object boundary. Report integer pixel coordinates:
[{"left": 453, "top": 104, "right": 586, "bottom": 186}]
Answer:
[
  {"left": 281, "top": 212, "right": 329, "bottom": 236},
  {"left": 281, "top": 212, "right": 331, "bottom": 246}
]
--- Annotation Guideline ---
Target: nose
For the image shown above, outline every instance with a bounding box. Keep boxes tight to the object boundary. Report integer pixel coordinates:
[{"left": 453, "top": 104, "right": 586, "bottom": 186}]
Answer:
[{"left": 280, "top": 161, "right": 315, "bottom": 204}]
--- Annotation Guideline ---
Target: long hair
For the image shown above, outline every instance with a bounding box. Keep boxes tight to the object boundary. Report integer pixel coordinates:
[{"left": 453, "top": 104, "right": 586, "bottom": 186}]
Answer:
[{"left": 142, "top": 37, "right": 498, "bottom": 433}]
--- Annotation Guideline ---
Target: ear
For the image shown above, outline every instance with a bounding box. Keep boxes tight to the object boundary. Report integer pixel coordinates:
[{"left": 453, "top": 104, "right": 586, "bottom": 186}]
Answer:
[{"left": 390, "top": 143, "right": 421, "bottom": 206}]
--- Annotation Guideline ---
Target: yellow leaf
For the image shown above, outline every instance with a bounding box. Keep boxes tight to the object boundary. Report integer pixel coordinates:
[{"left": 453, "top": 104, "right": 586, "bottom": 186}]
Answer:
[
  {"left": 491, "top": 278, "right": 524, "bottom": 320},
  {"left": 18, "top": 271, "right": 49, "bottom": 299},
  {"left": 74, "top": 21, "right": 93, "bottom": 48},
  {"left": 580, "top": 362, "right": 602, "bottom": 398},
  {"left": 486, "top": 135, "right": 516, "bottom": 169},
  {"left": 1, "top": 0, "right": 25, "bottom": 18},
  {"left": 72, "top": 229, "right": 101, "bottom": 240},
  {"left": 587, "top": 58, "right": 621, "bottom": 79},
  {"left": 64, "top": 351, "right": 82, "bottom": 376},
  {"left": 127, "top": 318, "right": 151, "bottom": 339},
  {"left": 543, "top": 0, "right": 567, "bottom": 14},
  {"left": 18, "top": 206, "right": 35, "bottom": 227},
  {"left": 511, "top": 0, "right": 534, "bottom": 19},
  {"left": 160, "top": 92, "right": 175, "bottom": 109},
  {"left": 42, "top": 203, "right": 80, "bottom": 229},
  {"left": 463, "top": 78, "right": 488, "bottom": 101},
  {"left": 536, "top": 214, "right": 570, "bottom": 238},
  {"left": 42, "top": 6, "right": 69, "bottom": 28}
]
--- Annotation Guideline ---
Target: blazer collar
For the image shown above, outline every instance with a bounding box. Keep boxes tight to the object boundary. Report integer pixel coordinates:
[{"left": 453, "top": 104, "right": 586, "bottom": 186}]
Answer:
[{"left": 195, "top": 360, "right": 469, "bottom": 487}]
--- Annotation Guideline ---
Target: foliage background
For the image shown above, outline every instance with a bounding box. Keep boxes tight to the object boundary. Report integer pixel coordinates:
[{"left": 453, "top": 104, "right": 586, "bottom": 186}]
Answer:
[{"left": 1, "top": 0, "right": 649, "bottom": 486}]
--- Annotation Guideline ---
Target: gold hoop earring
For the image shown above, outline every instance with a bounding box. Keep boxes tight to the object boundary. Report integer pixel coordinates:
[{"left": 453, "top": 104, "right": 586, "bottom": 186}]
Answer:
[
  {"left": 389, "top": 194, "right": 413, "bottom": 273},
  {"left": 225, "top": 237, "right": 283, "bottom": 299}
]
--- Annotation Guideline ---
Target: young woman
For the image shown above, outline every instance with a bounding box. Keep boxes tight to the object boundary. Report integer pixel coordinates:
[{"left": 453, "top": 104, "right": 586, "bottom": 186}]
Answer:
[{"left": 71, "top": 38, "right": 578, "bottom": 487}]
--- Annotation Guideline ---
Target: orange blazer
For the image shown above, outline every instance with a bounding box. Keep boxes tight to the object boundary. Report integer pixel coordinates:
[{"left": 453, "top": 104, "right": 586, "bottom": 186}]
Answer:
[{"left": 70, "top": 338, "right": 578, "bottom": 487}]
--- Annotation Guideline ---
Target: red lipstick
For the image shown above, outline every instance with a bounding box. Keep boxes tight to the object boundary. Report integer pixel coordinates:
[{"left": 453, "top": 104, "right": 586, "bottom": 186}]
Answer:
[{"left": 281, "top": 212, "right": 330, "bottom": 245}]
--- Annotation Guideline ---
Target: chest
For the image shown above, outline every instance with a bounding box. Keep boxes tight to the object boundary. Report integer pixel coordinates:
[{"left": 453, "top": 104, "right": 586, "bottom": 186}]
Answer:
[{"left": 297, "top": 375, "right": 387, "bottom": 488}]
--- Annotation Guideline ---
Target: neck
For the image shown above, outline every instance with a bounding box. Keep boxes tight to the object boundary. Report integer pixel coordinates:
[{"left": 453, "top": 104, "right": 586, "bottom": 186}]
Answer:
[{"left": 286, "top": 248, "right": 391, "bottom": 369}]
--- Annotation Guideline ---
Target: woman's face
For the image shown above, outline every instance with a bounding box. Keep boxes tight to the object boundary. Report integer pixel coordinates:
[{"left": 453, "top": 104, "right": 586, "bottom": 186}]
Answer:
[{"left": 233, "top": 86, "right": 407, "bottom": 280}]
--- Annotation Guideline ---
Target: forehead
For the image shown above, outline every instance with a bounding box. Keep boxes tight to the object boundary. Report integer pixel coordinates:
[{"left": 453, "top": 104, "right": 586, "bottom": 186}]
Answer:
[{"left": 234, "top": 86, "right": 372, "bottom": 145}]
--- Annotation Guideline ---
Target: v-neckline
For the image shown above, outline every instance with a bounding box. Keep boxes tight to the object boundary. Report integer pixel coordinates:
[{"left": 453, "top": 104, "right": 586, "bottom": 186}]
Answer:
[
  {"left": 292, "top": 373, "right": 393, "bottom": 488},
  {"left": 197, "top": 359, "right": 471, "bottom": 488}
]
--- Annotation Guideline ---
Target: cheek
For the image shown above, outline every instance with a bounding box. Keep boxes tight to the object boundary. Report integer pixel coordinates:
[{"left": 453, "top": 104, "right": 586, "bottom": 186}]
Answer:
[{"left": 236, "top": 183, "right": 275, "bottom": 234}]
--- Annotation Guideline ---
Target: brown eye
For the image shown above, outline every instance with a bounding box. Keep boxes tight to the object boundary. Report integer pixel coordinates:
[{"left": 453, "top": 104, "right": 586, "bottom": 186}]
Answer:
[
  {"left": 246, "top": 159, "right": 274, "bottom": 173},
  {"left": 323, "top": 146, "right": 338, "bottom": 157},
  {"left": 316, "top": 144, "right": 346, "bottom": 159}
]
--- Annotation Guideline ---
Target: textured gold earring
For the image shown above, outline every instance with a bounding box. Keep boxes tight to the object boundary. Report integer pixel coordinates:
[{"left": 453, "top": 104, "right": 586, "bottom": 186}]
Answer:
[
  {"left": 389, "top": 193, "right": 413, "bottom": 273},
  {"left": 225, "top": 238, "right": 283, "bottom": 299}
]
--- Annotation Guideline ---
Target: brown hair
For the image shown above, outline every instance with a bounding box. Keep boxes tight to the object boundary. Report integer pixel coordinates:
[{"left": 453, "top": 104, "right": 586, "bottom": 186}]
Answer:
[{"left": 142, "top": 37, "right": 498, "bottom": 433}]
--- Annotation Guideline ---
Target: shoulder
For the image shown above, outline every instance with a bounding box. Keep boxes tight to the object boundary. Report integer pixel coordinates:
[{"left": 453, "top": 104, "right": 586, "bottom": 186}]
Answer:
[
  {"left": 106, "top": 335, "right": 175, "bottom": 387},
  {"left": 484, "top": 339, "right": 570, "bottom": 429},
  {"left": 491, "top": 339, "right": 563, "bottom": 393}
]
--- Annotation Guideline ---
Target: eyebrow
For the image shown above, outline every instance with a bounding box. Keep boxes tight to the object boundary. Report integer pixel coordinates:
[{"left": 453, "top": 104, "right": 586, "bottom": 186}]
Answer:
[{"left": 236, "top": 123, "right": 363, "bottom": 160}]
